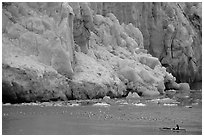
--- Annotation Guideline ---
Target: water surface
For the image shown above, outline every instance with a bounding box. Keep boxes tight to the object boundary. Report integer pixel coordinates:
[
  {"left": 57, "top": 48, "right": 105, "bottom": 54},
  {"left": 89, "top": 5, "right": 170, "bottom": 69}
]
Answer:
[{"left": 2, "top": 90, "right": 202, "bottom": 135}]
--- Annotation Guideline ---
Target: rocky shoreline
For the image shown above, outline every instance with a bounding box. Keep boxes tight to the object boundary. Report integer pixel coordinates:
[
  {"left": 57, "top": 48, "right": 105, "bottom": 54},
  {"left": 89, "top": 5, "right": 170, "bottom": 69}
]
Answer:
[{"left": 2, "top": 2, "right": 201, "bottom": 103}]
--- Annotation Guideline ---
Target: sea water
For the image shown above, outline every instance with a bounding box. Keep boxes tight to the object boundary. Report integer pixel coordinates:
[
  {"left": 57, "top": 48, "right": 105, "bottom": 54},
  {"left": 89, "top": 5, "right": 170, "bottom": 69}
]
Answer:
[{"left": 2, "top": 90, "right": 202, "bottom": 135}]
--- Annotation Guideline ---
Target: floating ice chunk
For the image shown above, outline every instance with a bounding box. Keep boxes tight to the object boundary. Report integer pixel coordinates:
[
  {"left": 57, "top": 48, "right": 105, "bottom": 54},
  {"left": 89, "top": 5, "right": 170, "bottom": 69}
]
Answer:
[
  {"left": 120, "top": 102, "right": 129, "bottom": 105},
  {"left": 21, "top": 102, "right": 39, "bottom": 106},
  {"left": 53, "top": 103, "right": 63, "bottom": 107},
  {"left": 93, "top": 102, "right": 110, "bottom": 107},
  {"left": 163, "top": 103, "right": 177, "bottom": 106},
  {"left": 69, "top": 103, "right": 80, "bottom": 107},
  {"left": 115, "top": 100, "right": 126, "bottom": 104},
  {"left": 13, "top": 104, "right": 22, "bottom": 106},
  {"left": 148, "top": 98, "right": 160, "bottom": 103},
  {"left": 185, "top": 105, "right": 192, "bottom": 108},
  {"left": 133, "top": 103, "right": 146, "bottom": 106},
  {"left": 30, "top": 103, "right": 39, "bottom": 106},
  {"left": 41, "top": 102, "right": 53, "bottom": 106},
  {"left": 192, "top": 103, "right": 199, "bottom": 106},
  {"left": 103, "top": 96, "right": 111, "bottom": 100},
  {"left": 3, "top": 103, "right": 11, "bottom": 106},
  {"left": 148, "top": 98, "right": 179, "bottom": 104}
]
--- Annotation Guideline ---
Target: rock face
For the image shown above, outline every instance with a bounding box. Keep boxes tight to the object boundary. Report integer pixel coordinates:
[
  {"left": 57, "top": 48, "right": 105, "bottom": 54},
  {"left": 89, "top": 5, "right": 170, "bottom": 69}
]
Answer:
[
  {"left": 2, "top": 2, "right": 197, "bottom": 103},
  {"left": 90, "top": 2, "right": 202, "bottom": 83}
]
